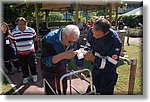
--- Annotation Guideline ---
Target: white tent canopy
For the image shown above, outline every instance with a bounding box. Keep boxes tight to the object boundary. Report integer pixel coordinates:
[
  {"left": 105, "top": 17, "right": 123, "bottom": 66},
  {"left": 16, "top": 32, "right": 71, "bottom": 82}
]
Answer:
[{"left": 123, "top": 7, "right": 143, "bottom": 15}]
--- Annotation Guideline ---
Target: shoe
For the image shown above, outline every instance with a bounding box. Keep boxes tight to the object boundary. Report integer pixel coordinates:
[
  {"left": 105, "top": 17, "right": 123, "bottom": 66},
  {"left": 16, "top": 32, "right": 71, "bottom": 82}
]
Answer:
[
  {"left": 23, "top": 77, "right": 29, "bottom": 84},
  {"left": 32, "top": 75, "right": 38, "bottom": 83},
  {"left": 17, "top": 68, "right": 21, "bottom": 72}
]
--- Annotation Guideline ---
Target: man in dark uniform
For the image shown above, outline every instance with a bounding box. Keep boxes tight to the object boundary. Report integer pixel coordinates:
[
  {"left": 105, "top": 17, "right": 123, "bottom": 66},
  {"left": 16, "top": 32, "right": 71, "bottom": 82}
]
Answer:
[
  {"left": 117, "top": 16, "right": 125, "bottom": 30},
  {"left": 39, "top": 21, "right": 50, "bottom": 37},
  {"left": 41, "top": 25, "right": 81, "bottom": 95},
  {"left": 83, "top": 18, "right": 122, "bottom": 95}
]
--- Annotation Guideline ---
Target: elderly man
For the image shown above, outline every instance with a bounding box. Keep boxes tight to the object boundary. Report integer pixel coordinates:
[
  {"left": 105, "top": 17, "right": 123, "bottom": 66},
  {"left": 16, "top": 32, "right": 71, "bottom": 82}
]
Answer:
[
  {"left": 41, "top": 25, "right": 82, "bottom": 95},
  {"left": 83, "top": 18, "right": 122, "bottom": 95}
]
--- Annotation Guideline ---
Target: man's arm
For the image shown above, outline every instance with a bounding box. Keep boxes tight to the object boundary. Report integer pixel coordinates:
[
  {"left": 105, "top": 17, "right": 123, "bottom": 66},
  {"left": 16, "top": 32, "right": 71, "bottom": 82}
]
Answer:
[
  {"left": 41, "top": 39, "right": 77, "bottom": 68},
  {"left": 41, "top": 39, "right": 57, "bottom": 68},
  {"left": 92, "top": 41, "right": 122, "bottom": 70},
  {"left": 52, "top": 49, "right": 76, "bottom": 64}
]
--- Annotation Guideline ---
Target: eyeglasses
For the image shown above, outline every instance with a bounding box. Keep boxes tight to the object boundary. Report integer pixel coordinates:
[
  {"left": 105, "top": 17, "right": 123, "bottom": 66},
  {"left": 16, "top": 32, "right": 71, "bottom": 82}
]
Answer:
[
  {"left": 63, "top": 30, "right": 79, "bottom": 47},
  {"left": 65, "top": 35, "right": 78, "bottom": 45},
  {"left": 67, "top": 41, "right": 76, "bottom": 45}
]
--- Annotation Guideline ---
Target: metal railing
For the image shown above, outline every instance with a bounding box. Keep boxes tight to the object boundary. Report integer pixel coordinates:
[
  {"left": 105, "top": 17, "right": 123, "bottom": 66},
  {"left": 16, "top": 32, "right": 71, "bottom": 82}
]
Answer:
[
  {"left": 43, "top": 69, "right": 96, "bottom": 95},
  {"left": 60, "top": 69, "right": 96, "bottom": 95}
]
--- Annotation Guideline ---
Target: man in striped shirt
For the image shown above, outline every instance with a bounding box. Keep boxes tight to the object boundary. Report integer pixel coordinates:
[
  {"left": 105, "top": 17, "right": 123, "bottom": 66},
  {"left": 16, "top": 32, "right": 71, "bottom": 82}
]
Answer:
[{"left": 11, "top": 17, "right": 38, "bottom": 84}]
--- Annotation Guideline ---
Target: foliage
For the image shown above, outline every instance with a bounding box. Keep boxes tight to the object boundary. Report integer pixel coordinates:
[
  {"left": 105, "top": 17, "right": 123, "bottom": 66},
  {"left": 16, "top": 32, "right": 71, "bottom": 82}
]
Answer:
[
  {"left": 48, "top": 12, "right": 64, "bottom": 22},
  {"left": 122, "top": 15, "right": 141, "bottom": 28},
  {"left": 1, "top": 76, "right": 13, "bottom": 95},
  {"left": 4, "top": 4, "right": 35, "bottom": 27},
  {"left": 3, "top": 4, "right": 20, "bottom": 25},
  {"left": 4, "top": 4, "right": 65, "bottom": 27},
  {"left": 48, "top": 21, "right": 73, "bottom": 27},
  {"left": 127, "top": 28, "right": 143, "bottom": 37},
  {"left": 111, "top": 15, "right": 143, "bottom": 28},
  {"left": 20, "top": 4, "right": 34, "bottom": 19},
  {"left": 37, "top": 10, "right": 45, "bottom": 20},
  {"left": 96, "top": 5, "right": 109, "bottom": 17}
]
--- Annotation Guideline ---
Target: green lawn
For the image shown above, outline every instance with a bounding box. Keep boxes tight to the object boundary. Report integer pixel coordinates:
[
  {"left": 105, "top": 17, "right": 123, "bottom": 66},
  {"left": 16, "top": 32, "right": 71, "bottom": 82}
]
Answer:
[
  {"left": 114, "top": 43, "right": 143, "bottom": 95},
  {"left": 1, "top": 76, "right": 13, "bottom": 95}
]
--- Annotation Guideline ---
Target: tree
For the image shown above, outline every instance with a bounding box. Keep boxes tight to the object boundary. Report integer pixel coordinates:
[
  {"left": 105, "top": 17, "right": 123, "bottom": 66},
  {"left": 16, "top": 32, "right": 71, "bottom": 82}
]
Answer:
[
  {"left": 20, "top": 4, "right": 35, "bottom": 26},
  {"left": 48, "top": 12, "right": 63, "bottom": 22},
  {"left": 4, "top": 4, "right": 20, "bottom": 25}
]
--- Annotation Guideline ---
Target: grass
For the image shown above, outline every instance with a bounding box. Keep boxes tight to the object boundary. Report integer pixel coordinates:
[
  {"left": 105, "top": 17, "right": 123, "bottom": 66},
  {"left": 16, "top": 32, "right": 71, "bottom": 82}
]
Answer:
[
  {"left": 0, "top": 76, "right": 13, "bottom": 95},
  {"left": 114, "top": 43, "right": 143, "bottom": 95}
]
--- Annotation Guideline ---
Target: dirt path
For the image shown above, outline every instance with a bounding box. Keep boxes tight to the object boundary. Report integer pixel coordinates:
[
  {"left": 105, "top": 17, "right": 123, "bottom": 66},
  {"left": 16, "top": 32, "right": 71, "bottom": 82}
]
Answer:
[{"left": 3, "top": 58, "right": 44, "bottom": 95}]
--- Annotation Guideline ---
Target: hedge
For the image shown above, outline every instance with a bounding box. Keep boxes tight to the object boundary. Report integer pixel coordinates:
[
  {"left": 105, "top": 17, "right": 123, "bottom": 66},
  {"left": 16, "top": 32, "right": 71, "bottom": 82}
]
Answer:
[
  {"left": 112, "top": 15, "right": 143, "bottom": 28},
  {"left": 31, "top": 21, "right": 74, "bottom": 28}
]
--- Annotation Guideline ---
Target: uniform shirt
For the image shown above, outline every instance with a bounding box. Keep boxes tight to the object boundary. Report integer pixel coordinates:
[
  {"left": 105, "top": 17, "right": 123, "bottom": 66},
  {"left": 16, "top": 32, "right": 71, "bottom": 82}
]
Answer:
[
  {"left": 39, "top": 27, "right": 50, "bottom": 37},
  {"left": 3, "top": 33, "right": 16, "bottom": 56},
  {"left": 11, "top": 26, "right": 36, "bottom": 55},
  {"left": 118, "top": 21, "right": 125, "bottom": 30},
  {"left": 3, "top": 33, "right": 15, "bottom": 50},
  {"left": 85, "top": 28, "right": 122, "bottom": 73},
  {"left": 41, "top": 29, "right": 81, "bottom": 73}
]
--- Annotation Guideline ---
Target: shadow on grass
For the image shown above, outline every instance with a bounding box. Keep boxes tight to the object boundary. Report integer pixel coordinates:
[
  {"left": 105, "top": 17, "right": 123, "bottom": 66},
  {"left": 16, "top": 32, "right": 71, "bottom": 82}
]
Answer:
[
  {"left": 118, "top": 60, "right": 125, "bottom": 67},
  {"left": 4, "top": 88, "right": 14, "bottom": 95}
]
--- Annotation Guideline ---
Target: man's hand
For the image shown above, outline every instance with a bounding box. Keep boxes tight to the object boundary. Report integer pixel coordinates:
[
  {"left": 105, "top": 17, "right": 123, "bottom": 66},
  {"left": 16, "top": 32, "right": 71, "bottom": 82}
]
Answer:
[
  {"left": 84, "top": 51, "right": 95, "bottom": 62},
  {"left": 63, "top": 49, "right": 77, "bottom": 59},
  {"left": 52, "top": 49, "right": 76, "bottom": 64}
]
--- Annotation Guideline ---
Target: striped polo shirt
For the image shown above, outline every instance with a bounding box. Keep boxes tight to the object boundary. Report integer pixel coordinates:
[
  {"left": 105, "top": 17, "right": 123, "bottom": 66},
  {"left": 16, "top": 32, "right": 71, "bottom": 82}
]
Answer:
[{"left": 11, "top": 26, "right": 36, "bottom": 55}]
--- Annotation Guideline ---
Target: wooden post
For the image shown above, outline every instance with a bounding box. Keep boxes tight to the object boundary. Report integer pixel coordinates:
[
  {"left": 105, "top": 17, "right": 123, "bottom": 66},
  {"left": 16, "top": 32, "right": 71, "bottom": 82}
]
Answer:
[
  {"left": 109, "top": 3, "right": 112, "bottom": 25},
  {"left": 128, "top": 59, "right": 137, "bottom": 95},
  {"left": 127, "top": 27, "right": 130, "bottom": 46},
  {"left": 75, "top": 2, "right": 79, "bottom": 26},
  {"left": 66, "top": 11, "right": 68, "bottom": 26},
  {"left": 69, "top": 73, "right": 72, "bottom": 95},
  {"left": 35, "top": 2, "right": 39, "bottom": 34},
  {"left": 85, "top": 6, "right": 88, "bottom": 24},
  {"left": 117, "top": 30, "right": 126, "bottom": 56},
  {"left": 115, "top": 3, "right": 118, "bottom": 30},
  {"left": 45, "top": 10, "right": 49, "bottom": 28}
]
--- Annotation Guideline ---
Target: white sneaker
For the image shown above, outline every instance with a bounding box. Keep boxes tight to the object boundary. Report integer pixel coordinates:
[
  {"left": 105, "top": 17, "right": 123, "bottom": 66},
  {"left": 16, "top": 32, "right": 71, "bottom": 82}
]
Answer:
[
  {"left": 23, "top": 77, "right": 29, "bottom": 84},
  {"left": 32, "top": 75, "right": 38, "bottom": 83}
]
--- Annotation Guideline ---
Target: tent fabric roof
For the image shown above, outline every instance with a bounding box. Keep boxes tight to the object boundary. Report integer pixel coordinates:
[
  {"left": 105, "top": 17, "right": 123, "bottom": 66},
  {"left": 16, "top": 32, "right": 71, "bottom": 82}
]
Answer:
[{"left": 123, "top": 7, "right": 143, "bottom": 15}]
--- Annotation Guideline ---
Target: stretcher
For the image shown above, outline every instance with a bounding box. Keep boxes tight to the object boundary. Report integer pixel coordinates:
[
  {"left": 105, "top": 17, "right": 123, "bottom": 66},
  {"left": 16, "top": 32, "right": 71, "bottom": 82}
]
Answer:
[{"left": 43, "top": 69, "right": 96, "bottom": 95}]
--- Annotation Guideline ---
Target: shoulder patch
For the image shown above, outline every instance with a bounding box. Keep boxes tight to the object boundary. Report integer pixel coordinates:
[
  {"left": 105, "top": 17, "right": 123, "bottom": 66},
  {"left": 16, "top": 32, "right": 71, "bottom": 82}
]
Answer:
[{"left": 112, "top": 54, "right": 118, "bottom": 60}]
